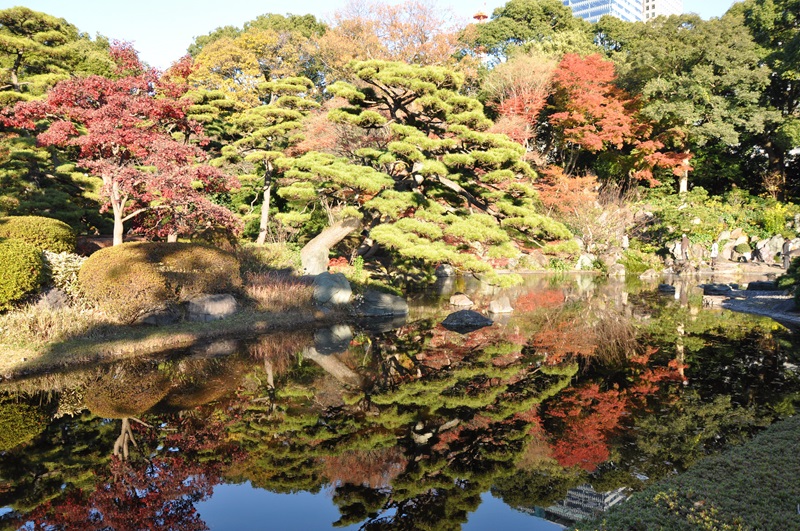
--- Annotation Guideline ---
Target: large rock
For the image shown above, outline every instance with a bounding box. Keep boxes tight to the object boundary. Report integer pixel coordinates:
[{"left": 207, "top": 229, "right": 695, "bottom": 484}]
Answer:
[
  {"left": 435, "top": 264, "right": 456, "bottom": 277},
  {"left": 357, "top": 289, "right": 408, "bottom": 317},
  {"left": 746, "top": 281, "right": 780, "bottom": 291},
  {"left": 187, "top": 294, "right": 237, "bottom": 322},
  {"left": 701, "top": 283, "right": 733, "bottom": 296},
  {"left": 658, "top": 283, "right": 676, "bottom": 294},
  {"left": 575, "top": 253, "right": 596, "bottom": 271},
  {"left": 730, "top": 228, "right": 745, "bottom": 240},
  {"left": 639, "top": 268, "right": 659, "bottom": 280},
  {"left": 691, "top": 243, "right": 706, "bottom": 260},
  {"left": 607, "top": 263, "right": 626, "bottom": 277},
  {"left": 449, "top": 293, "right": 474, "bottom": 307},
  {"left": 313, "top": 272, "right": 352, "bottom": 305},
  {"left": 314, "top": 324, "right": 354, "bottom": 355},
  {"left": 441, "top": 310, "right": 493, "bottom": 333},
  {"left": 488, "top": 296, "right": 513, "bottom": 314}
]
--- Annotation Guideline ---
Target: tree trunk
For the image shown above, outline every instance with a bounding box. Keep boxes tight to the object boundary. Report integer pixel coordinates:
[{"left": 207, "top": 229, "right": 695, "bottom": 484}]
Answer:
[
  {"left": 678, "top": 151, "right": 691, "bottom": 194},
  {"left": 300, "top": 218, "right": 361, "bottom": 275},
  {"left": 113, "top": 210, "right": 125, "bottom": 246},
  {"left": 111, "top": 180, "right": 125, "bottom": 246},
  {"left": 256, "top": 184, "right": 271, "bottom": 245},
  {"left": 303, "top": 347, "right": 365, "bottom": 388}
]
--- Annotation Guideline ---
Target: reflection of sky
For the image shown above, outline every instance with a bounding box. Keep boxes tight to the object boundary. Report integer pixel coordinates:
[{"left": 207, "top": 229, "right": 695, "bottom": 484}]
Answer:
[
  {"left": 465, "top": 493, "right": 564, "bottom": 530},
  {"left": 196, "top": 484, "right": 563, "bottom": 530},
  {"left": 196, "top": 483, "right": 360, "bottom": 531}
]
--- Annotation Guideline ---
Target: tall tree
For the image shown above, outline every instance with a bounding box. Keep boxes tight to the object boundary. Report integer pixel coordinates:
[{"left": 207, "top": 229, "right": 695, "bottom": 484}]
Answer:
[
  {"left": 281, "top": 60, "right": 572, "bottom": 280},
  {"left": 217, "top": 76, "right": 320, "bottom": 245},
  {"left": 318, "top": 0, "right": 462, "bottom": 81},
  {"left": 0, "top": 7, "right": 114, "bottom": 104},
  {"left": 6, "top": 44, "right": 240, "bottom": 245},
  {"left": 461, "top": 0, "right": 591, "bottom": 63},
  {"left": 599, "top": 14, "right": 774, "bottom": 193},
  {"left": 188, "top": 14, "right": 326, "bottom": 102},
  {"left": 742, "top": 0, "right": 800, "bottom": 197}
]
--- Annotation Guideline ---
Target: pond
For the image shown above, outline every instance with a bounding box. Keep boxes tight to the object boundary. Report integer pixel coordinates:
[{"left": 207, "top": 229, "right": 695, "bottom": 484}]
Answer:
[{"left": 0, "top": 274, "right": 797, "bottom": 530}]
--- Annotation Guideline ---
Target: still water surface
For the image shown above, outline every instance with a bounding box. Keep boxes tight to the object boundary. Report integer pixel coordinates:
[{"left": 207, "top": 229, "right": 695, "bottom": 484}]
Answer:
[{"left": 0, "top": 274, "right": 797, "bottom": 530}]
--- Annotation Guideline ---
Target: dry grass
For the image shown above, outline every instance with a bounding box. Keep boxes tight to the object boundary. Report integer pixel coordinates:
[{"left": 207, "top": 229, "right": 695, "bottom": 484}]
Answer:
[
  {"left": 244, "top": 271, "right": 315, "bottom": 312},
  {"left": 0, "top": 304, "right": 105, "bottom": 348}
]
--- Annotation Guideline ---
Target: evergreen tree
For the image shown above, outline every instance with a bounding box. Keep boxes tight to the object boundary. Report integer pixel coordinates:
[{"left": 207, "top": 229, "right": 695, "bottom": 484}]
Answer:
[{"left": 282, "top": 60, "right": 572, "bottom": 281}]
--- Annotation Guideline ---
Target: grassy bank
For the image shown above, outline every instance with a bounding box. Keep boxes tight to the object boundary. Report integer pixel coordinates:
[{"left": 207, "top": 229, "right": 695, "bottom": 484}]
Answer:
[{"left": 572, "top": 414, "right": 800, "bottom": 530}]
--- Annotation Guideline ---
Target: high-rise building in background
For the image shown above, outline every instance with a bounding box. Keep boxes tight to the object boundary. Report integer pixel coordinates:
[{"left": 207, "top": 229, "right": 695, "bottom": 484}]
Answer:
[
  {"left": 642, "top": 0, "right": 683, "bottom": 19},
  {"left": 562, "top": 0, "right": 682, "bottom": 23},
  {"left": 562, "top": 0, "right": 642, "bottom": 22}
]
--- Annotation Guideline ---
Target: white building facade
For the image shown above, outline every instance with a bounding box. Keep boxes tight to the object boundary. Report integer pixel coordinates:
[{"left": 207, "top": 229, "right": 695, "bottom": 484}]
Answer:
[{"left": 562, "top": 0, "right": 682, "bottom": 23}]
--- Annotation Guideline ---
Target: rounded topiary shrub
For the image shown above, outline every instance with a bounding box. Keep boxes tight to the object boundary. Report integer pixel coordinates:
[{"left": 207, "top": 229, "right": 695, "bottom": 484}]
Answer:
[
  {"left": 0, "top": 239, "right": 45, "bottom": 311},
  {"left": 0, "top": 216, "right": 76, "bottom": 253},
  {"left": 78, "top": 242, "right": 241, "bottom": 323}
]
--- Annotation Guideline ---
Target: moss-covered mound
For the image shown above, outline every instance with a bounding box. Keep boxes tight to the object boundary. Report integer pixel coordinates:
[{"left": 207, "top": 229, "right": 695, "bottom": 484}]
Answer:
[
  {"left": 78, "top": 241, "right": 241, "bottom": 322},
  {"left": 572, "top": 415, "right": 800, "bottom": 530},
  {"left": 0, "top": 239, "right": 45, "bottom": 311},
  {"left": 0, "top": 398, "right": 49, "bottom": 451},
  {"left": 0, "top": 216, "right": 76, "bottom": 253}
]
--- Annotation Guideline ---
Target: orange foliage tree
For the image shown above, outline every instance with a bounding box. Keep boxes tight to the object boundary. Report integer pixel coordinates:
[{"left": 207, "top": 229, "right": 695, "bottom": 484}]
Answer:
[{"left": 317, "top": 0, "right": 463, "bottom": 80}]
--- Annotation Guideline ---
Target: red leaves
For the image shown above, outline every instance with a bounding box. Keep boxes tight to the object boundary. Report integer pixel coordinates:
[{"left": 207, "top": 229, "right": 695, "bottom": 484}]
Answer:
[
  {"left": 11, "top": 51, "right": 241, "bottom": 240},
  {"left": 551, "top": 54, "right": 636, "bottom": 154}
]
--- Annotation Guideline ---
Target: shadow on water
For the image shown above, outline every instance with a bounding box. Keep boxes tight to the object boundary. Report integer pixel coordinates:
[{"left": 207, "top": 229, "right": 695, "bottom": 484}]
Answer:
[{"left": 0, "top": 272, "right": 798, "bottom": 529}]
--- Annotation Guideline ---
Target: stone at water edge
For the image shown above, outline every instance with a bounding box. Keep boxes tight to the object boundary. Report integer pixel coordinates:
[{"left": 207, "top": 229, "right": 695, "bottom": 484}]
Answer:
[
  {"left": 701, "top": 283, "right": 734, "bottom": 296},
  {"left": 639, "top": 269, "right": 659, "bottom": 280},
  {"left": 435, "top": 264, "right": 456, "bottom": 277},
  {"left": 575, "top": 253, "right": 596, "bottom": 271},
  {"left": 488, "top": 296, "right": 513, "bottom": 314},
  {"left": 441, "top": 310, "right": 493, "bottom": 333},
  {"left": 607, "top": 263, "right": 626, "bottom": 277},
  {"left": 187, "top": 294, "right": 238, "bottom": 322},
  {"left": 449, "top": 293, "right": 474, "bottom": 307},
  {"left": 746, "top": 281, "right": 780, "bottom": 291},
  {"left": 313, "top": 272, "right": 352, "bottom": 305},
  {"left": 357, "top": 290, "right": 409, "bottom": 317}
]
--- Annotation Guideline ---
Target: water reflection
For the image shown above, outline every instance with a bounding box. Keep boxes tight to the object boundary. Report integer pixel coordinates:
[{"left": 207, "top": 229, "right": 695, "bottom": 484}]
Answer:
[{"left": 0, "top": 274, "right": 798, "bottom": 530}]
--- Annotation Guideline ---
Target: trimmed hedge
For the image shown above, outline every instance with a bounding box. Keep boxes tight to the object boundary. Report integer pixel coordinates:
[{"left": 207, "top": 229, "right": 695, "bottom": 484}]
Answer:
[
  {"left": 0, "top": 239, "right": 45, "bottom": 311},
  {"left": 0, "top": 216, "right": 76, "bottom": 253},
  {"left": 78, "top": 242, "right": 241, "bottom": 322}
]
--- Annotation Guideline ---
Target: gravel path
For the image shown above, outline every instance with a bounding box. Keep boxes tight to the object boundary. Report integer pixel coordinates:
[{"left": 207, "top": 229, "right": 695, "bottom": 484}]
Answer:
[{"left": 719, "top": 290, "right": 800, "bottom": 327}]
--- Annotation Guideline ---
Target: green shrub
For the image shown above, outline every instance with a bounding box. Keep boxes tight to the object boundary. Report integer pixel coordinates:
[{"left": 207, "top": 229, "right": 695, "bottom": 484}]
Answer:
[
  {"left": 0, "top": 239, "right": 45, "bottom": 311},
  {"left": 733, "top": 243, "right": 751, "bottom": 254},
  {"left": 0, "top": 216, "right": 76, "bottom": 253},
  {"left": 78, "top": 242, "right": 241, "bottom": 322},
  {"left": 619, "top": 249, "right": 660, "bottom": 275}
]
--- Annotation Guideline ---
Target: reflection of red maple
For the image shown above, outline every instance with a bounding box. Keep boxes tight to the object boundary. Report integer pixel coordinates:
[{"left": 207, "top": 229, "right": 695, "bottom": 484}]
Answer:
[
  {"left": 514, "top": 289, "right": 566, "bottom": 313},
  {"left": 25, "top": 456, "right": 215, "bottom": 531},
  {"left": 548, "top": 384, "right": 626, "bottom": 471},
  {"left": 546, "top": 347, "right": 684, "bottom": 472},
  {"left": 531, "top": 319, "right": 597, "bottom": 365}
]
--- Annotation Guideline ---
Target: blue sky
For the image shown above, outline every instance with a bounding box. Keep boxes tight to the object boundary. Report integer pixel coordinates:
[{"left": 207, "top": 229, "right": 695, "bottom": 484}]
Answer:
[{"left": 8, "top": 0, "right": 739, "bottom": 70}]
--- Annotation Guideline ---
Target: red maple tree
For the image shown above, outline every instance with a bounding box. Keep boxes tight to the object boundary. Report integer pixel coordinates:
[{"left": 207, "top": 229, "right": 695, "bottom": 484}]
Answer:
[
  {"left": 6, "top": 43, "right": 240, "bottom": 245},
  {"left": 547, "top": 53, "right": 689, "bottom": 183}
]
